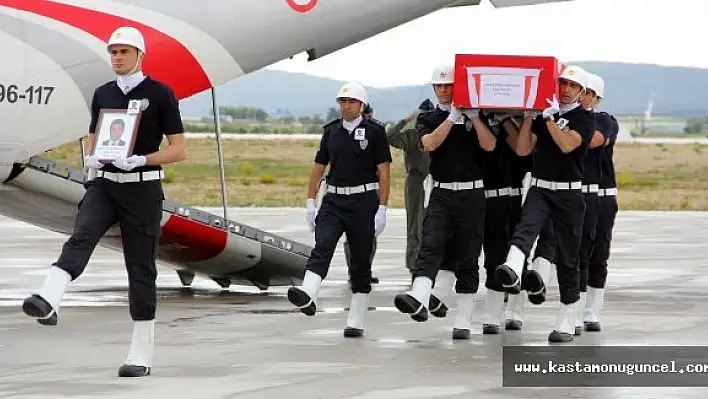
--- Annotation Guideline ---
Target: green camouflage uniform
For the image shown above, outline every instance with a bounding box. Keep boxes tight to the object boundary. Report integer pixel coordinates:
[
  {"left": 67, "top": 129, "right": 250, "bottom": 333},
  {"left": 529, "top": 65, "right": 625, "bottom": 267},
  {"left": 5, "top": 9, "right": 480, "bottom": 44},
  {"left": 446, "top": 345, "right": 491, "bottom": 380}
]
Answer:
[{"left": 386, "top": 117, "right": 430, "bottom": 274}]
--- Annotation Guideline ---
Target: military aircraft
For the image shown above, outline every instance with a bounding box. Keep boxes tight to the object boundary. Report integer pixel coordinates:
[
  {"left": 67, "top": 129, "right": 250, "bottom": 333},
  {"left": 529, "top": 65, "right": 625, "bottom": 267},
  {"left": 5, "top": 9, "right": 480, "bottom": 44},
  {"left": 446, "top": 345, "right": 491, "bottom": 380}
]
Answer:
[{"left": 0, "top": 0, "right": 575, "bottom": 290}]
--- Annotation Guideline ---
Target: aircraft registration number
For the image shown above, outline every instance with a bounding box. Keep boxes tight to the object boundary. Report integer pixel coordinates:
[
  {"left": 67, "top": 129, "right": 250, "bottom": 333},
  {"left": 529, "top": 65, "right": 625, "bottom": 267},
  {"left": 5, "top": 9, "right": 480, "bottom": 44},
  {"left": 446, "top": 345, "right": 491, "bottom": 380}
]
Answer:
[{"left": 0, "top": 84, "right": 55, "bottom": 105}]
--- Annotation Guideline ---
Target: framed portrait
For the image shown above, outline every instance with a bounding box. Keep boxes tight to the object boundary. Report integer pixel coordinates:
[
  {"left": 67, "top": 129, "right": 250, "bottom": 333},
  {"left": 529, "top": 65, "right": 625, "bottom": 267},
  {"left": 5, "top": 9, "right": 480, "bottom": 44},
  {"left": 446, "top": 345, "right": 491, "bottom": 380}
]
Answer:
[{"left": 90, "top": 106, "right": 142, "bottom": 162}]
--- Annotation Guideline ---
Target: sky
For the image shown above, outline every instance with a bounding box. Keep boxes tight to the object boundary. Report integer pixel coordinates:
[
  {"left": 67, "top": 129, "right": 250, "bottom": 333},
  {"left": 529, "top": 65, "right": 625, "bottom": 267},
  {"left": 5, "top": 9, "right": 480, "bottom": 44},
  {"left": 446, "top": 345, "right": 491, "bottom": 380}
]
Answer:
[{"left": 267, "top": 0, "right": 708, "bottom": 88}]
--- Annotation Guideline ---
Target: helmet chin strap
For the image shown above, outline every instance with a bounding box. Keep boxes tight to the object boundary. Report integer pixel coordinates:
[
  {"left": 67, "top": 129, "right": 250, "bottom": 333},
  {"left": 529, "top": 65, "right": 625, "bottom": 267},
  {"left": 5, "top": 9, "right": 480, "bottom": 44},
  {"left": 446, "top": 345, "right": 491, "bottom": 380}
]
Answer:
[{"left": 116, "top": 52, "right": 145, "bottom": 94}]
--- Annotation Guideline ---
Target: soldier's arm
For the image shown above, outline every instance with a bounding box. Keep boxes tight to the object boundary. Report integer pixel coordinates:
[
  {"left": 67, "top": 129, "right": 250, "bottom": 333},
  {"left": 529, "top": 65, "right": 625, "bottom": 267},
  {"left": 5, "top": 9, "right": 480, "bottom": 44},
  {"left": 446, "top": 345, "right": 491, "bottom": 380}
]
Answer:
[
  {"left": 516, "top": 115, "right": 538, "bottom": 156},
  {"left": 374, "top": 128, "right": 393, "bottom": 206},
  {"left": 387, "top": 113, "right": 416, "bottom": 149},
  {"left": 308, "top": 130, "right": 330, "bottom": 199}
]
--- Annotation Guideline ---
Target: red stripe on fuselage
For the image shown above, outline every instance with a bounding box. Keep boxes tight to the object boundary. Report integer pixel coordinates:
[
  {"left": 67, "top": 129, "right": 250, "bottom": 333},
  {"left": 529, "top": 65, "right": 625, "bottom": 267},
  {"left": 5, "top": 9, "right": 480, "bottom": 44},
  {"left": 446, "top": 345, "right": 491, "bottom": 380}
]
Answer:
[
  {"left": 0, "top": 0, "right": 211, "bottom": 99},
  {"left": 160, "top": 214, "right": 227, "bottom": 263}
]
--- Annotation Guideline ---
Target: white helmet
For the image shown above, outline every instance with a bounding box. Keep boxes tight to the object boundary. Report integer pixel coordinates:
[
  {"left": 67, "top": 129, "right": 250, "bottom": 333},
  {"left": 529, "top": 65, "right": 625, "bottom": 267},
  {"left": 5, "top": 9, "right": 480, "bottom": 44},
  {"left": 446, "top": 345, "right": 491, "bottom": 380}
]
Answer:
[
  {"left": 430, "top": 64, "right": 454, "bottom": 84},
  {"left": 107, "top": 26, "right": 146, "bottom": 54},
  {"left": 336, "top": 82, "right": 368, "bottom": 104},
  {"left": 586, "top": 73, "right": 605, "bottom": 98},
  {"left": 559, "top": 65, "right": 589, "bottom": 90}
]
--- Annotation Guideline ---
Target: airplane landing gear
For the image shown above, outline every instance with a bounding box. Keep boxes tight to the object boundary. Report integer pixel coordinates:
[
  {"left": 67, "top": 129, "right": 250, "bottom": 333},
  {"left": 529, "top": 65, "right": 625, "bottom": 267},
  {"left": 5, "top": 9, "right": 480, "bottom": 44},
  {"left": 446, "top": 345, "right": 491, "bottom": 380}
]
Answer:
[
  {"left": 212, "top": 277, "right": 231, "bottom": 290},
  {"left": 176, "top": 270, "right": 195, "bottom": 287}
]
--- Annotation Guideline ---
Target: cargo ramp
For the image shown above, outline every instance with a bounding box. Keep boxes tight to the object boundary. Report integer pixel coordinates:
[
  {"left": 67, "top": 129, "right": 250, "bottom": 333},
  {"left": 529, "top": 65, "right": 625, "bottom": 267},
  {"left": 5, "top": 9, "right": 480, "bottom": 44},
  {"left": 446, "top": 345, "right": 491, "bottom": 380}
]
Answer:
[{"left": 0, "top": 156, "right": 311, "bottom": 290}]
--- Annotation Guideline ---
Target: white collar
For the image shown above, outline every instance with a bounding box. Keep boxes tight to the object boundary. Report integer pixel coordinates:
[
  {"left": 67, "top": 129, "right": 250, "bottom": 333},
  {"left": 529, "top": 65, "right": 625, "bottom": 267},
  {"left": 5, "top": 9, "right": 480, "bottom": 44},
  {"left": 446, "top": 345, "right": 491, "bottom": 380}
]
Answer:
[
  {"left": 559, "top": 102, "right": 580, "bottom": 115},
  {"left": 117, "top": 71, "right": 146, "bottom": 95},
  {"left": 342, "top": 115, "right": 363, "bottom": 133}
]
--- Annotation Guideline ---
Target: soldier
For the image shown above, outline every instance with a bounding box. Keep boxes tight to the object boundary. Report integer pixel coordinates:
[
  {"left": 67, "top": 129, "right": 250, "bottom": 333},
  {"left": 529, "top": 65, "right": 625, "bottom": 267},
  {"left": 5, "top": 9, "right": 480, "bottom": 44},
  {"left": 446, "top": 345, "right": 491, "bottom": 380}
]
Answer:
[
  {"left": 394, "top": 64, "right": 496, "bottom": 340},
  {"left": 342, "top": 103, "right": 380, "bottom": 284},
  {"left": 585, "top": 74, "right": 618, "bottom": 332},
  {"left": 292, "top": 82, "right": 392, "bottom": 338},
  {"left": 478, "top": 112, "right": 522, "bottom": 334},
  {"left": 385, "top": 99, "right": 435, "bottom": 280},
  {"left": 21, "top": 26, "right": 187, "bottom": 377},
  {"left": 494, "top": 65, "right": 595, "bottom": 342}
]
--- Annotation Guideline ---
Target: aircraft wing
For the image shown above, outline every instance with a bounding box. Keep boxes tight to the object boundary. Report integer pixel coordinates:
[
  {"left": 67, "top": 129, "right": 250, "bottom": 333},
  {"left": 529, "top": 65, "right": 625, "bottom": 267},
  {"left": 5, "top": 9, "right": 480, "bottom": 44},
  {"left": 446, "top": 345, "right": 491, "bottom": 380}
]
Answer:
[{"left": 450, "top": 0, "right": 575, "bottom": 7}]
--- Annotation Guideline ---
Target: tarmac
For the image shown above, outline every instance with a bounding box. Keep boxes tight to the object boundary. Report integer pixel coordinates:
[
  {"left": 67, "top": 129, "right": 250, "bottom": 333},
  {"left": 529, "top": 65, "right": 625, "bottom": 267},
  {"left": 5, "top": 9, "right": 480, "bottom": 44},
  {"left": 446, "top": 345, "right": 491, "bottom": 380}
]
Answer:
[{"left": 1, "top": 208, "right": 708, "bottom": 398}]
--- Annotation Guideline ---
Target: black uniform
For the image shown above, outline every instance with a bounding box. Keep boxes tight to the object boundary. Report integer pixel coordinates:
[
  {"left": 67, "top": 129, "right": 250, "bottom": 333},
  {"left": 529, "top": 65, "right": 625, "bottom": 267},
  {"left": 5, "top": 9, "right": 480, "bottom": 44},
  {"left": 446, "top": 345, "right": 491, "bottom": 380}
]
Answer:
[
  {"left": 480, "top": 113, "right": 515, "bottom": 293},
  {"left": 306, "top": 117, "right": 392, "bottom": 294},
  {"left": 576, "top": 111, "right": 614, "bottom": 291},
  {"left": 507, "top": 123, "right": 534, "bottom": 292},
  {"left": 412, "top": 108, "right": 487, "bottom": 294},
  {"left": 497, "top": 106, "right": 595, "bottom": 306},
  {"left": 509, "top": 142, "right": 532, "bottom": 232},
  {"left": 590, "top": 112, "right": 619, "bottom": 289},
  {"left": 48, "top": 76, "right": 182, "bottom": 321}
]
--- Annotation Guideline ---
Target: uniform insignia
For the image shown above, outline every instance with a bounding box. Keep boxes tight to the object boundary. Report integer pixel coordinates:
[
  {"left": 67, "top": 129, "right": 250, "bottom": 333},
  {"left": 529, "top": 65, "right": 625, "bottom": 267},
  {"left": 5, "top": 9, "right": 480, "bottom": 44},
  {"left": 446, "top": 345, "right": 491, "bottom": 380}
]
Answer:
[
  {"left": 127, "top": 99, "right": 141, "bottom": 115},
  {"left": 140, "top": 98, "right": 150, "bottom": 111},
  {"left": 557, "top": 118, "right": 570, "bottom": 130},
  {"left": 465, "top": 119, "right": 473, "bottom": 131},
  {"left": 354, "top": 128, "right": 366, "bottom": 140},
  {"left": 359, "top": 139, "right": 368, "bottom": 150}
]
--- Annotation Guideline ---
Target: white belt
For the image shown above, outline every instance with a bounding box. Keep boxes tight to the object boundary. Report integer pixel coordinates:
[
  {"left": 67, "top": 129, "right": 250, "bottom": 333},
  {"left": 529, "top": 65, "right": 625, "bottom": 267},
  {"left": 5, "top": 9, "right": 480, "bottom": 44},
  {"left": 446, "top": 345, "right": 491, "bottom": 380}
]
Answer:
[
  {"left": 485, "top": 187, "right": 511, "bottom": 198},
  {"left": 582, "top": 184, "right": 600, "bottom": 193},
  {"left": 326, "top": 182, "right": 379, "bottom": 195},
  {"left": 598, "top": 188, "right": 618, "bottom": 197},
  {"left": 509, "top": 188, "right": 521, "bottom": 197},
  {"left": 96, "top": 170, "right": 164, "bottom": 183},
  {"left": 530, "top": 177, "right": 582, "bottom": 191},
  {"left": 433, "top": 179, "right": 484, "bottom": 191}
]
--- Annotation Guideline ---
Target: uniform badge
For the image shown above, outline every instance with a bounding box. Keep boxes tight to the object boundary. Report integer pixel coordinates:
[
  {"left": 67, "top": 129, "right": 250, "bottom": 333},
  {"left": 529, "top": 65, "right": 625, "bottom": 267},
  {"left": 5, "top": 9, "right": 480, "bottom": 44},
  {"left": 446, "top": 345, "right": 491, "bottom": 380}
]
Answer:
[
  {"left": 354, "top": 128, "right": 366, "bottom": 141},
  {"left": 127, "top": 99, "right": 141, "bottom": 115},
  {"left": 359, "top": 139, "right": 368, "bottom": 150},
  {"left": 140, "top": 98, "right": 150, "bottom": 111},
  {"left": 557, "top": 118, "right": 570, "bottom": 130},
  {"left": 465, "top": 119, "right": 473, "bottom": 131}
]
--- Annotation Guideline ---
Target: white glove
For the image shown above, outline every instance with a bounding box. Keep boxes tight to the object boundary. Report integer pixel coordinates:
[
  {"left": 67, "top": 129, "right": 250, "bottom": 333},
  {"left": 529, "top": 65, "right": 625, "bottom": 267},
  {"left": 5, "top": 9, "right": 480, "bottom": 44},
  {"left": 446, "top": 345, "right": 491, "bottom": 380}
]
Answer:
[
  {"left": 542, "top": 95, "right": 560, "bottom": 119},
  {"left": 84, "top": 155, "right": 104, "bottom": 169},
  {"left": 374, "top": 205, "right": 387, "bottom": 236},
  {"left": 462, "top": 108, "right": 479, "bottom": 120},
  {"left": 112, "top": 155, "right": 147, "bottom": 171},
  {"left": 446, "top": 107, "right": 464, "bottom": 124},
  {"left": 306, "top": 198, "right": 317, "bottom": 232}
]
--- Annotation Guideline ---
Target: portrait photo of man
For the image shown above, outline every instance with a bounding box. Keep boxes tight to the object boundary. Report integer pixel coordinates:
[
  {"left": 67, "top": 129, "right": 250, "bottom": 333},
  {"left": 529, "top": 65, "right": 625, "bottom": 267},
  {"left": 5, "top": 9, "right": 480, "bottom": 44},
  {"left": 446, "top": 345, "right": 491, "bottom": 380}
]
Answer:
[{"left": 102, "top": 118, "right": 127, "bottom": 146}]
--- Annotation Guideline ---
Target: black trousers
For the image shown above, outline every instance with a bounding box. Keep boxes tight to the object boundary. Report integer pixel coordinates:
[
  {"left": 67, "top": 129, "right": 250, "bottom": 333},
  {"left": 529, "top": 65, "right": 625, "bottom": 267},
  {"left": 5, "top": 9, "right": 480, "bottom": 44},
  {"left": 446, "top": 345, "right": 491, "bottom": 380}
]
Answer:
[
  {"left": 508, "top": 186, "right": 585, "bottom": 304},
  {"left": 533, "top": 219, "right": 556, "bottom": 263},
  {"left": 509, "top": 194, "right": 523, "bottom": 235},
  {"left": 579, "top": 192, "right": 599, "bottom": 292},
  {"left": 509, "top": 192, "right": 529, "bottom": 276},
  {"left": 589, "top": 194, "right": 618, "bottom": 289},
  {"left": 483, "top": 195, "right": 511, "bottom": 292},
  {"left": 306, "top": 190, "right": 379, "bottom": 293},
  {"left": 533, "top": 192, "right": 600, "bottom": 293},
  {"left": 53, "top": 177, "right": 163, "bottom": 321},
  {"left": 414, "top": 187, "right": 486, "bottom": 294}
]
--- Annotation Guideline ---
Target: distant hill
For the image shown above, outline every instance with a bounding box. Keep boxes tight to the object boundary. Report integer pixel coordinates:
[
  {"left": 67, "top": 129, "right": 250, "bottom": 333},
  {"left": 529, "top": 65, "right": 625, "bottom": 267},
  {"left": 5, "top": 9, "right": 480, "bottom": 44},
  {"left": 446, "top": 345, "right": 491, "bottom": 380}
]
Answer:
[{"left": 179, "top": 62, "right": 708, "bottom": 122}]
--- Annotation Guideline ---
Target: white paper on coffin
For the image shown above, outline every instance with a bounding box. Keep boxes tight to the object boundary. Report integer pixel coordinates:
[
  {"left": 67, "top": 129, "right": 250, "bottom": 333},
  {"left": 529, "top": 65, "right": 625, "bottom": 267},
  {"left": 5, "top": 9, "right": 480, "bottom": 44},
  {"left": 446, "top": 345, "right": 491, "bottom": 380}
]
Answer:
[{"left": 465, "top": 67, "right": 541, "bottom": 108}]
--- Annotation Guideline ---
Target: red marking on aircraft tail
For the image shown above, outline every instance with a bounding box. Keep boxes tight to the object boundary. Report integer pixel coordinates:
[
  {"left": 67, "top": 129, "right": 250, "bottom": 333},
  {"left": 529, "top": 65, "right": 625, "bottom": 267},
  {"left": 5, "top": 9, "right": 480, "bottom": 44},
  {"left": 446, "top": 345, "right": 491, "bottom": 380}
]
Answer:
[
  {"left": 159, "top": 215, "right": 227, "bottom": 262},
  {"left": 0, "top": 0, "right": 211, "bottom": 99},
  {"left": 286, "top": 0, "right": 318, "bottom": 13}
]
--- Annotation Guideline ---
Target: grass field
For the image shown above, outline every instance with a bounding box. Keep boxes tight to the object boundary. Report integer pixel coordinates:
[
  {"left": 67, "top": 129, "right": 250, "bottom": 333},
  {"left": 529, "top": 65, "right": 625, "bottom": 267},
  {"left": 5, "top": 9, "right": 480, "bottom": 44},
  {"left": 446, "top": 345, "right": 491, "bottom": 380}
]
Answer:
[{"left": 43, "top": 139, "right": 708, "bottom": 211}]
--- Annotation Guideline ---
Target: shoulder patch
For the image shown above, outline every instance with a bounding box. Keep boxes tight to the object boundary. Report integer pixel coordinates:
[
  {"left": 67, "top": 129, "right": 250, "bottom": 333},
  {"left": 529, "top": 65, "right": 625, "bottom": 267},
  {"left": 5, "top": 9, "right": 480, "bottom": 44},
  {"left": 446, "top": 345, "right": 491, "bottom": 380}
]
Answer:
[{"left": 323, "top": 118, "right": 341, "bottom": 129}]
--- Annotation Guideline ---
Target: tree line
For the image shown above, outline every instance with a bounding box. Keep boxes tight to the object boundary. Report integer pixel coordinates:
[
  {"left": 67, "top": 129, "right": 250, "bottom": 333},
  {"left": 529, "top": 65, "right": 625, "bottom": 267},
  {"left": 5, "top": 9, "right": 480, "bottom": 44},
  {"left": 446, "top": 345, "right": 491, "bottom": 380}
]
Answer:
[
  {"left": 684, "top": 117, "right": 708, "bottom": 134},
  {"left": 186, "top": 106, "right": 388, "bottom": 134}
]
